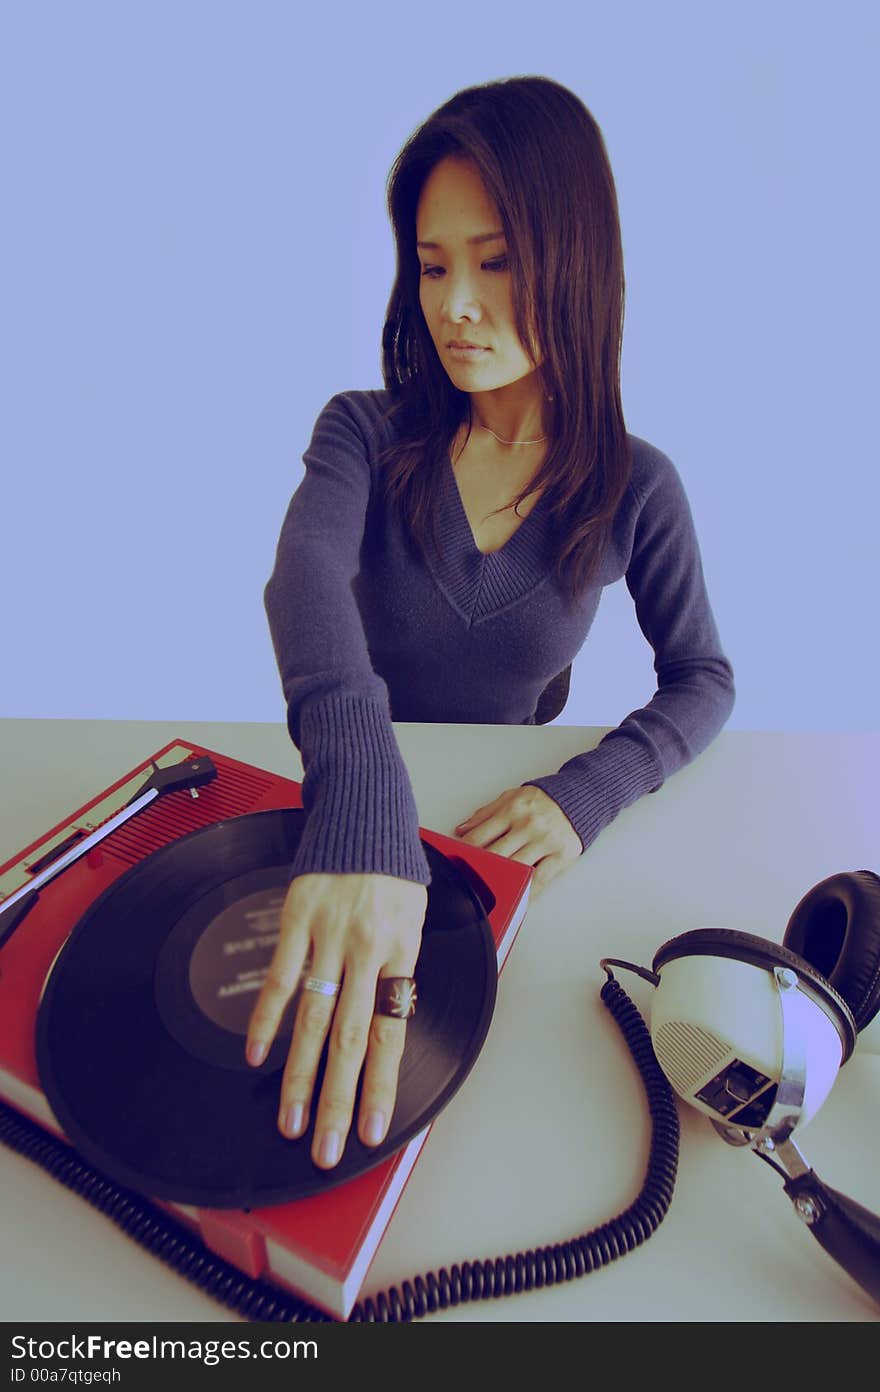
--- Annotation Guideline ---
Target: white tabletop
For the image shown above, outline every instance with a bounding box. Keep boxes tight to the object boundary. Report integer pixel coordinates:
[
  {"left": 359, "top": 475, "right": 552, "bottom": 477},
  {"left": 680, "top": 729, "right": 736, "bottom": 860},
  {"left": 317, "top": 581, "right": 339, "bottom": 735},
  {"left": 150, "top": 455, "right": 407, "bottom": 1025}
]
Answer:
[{"left": 1, "top": 719, "right": 878, "bottom": 1323}]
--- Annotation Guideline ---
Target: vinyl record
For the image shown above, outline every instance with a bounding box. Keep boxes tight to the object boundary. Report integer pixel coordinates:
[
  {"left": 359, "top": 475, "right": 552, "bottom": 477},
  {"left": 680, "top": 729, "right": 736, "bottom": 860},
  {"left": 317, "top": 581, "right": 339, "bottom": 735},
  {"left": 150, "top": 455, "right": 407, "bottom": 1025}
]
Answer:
[{"left": 35, "top": 809, "right": 497, "bottom": 1208}]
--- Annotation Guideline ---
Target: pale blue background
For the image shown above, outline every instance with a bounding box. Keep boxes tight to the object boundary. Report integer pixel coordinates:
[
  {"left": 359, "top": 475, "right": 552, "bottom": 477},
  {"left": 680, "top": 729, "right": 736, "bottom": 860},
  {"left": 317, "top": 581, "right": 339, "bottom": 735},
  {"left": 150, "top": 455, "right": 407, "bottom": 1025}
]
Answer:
[{"left": 2, "top": 2, "right": 877, "bottom": 731}]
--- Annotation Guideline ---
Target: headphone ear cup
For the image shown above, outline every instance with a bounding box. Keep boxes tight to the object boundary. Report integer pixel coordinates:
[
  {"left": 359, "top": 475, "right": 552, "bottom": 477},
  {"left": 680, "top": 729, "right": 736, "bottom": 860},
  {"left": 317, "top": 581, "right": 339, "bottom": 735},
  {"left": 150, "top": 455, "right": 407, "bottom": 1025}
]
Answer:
[
  {"left": 783, "top": 871, "right": 880, "bottom": 1034},
  {"left": 653, "top": 927, "right": 857, "bottom": 1061}
]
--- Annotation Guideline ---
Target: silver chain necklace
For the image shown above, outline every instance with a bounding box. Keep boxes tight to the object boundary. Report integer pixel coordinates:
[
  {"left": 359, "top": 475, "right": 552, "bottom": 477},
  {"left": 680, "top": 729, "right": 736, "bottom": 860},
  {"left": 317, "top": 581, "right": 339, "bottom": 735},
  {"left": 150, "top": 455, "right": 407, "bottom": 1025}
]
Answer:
[{"left": 476, "top": 423, "right": 547, "bottom": 446}]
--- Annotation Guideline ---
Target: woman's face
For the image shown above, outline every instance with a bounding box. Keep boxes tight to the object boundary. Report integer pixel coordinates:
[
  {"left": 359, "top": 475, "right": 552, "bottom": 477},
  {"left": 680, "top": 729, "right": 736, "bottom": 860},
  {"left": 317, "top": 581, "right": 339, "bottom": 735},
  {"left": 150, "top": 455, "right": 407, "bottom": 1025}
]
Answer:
[{"left": 416, "top": 156, "right": 540, "bottom": 393}]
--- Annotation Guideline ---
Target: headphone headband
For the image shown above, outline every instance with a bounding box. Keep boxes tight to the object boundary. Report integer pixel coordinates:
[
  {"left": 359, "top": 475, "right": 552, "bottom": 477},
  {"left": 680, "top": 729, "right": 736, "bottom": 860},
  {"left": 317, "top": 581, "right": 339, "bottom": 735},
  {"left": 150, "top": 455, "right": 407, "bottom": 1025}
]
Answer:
[{"left": 652, "top": 927, "right": 857, "bottom": 1063}]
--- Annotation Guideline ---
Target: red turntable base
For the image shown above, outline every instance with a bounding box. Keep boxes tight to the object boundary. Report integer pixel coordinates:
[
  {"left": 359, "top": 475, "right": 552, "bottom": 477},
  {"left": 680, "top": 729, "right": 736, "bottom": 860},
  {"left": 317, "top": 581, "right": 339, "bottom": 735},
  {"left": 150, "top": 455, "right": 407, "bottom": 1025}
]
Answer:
[{"left": 0, "top": 740, "right": 531, "bottom": 1318}]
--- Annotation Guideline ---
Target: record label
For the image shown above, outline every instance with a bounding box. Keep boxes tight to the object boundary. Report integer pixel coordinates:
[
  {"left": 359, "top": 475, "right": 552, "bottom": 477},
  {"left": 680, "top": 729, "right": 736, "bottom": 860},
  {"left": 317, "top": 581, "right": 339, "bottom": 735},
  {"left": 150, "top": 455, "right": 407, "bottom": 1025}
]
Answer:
[{"left": 187, "top": 881, "right": 284, "bottom": 1034}]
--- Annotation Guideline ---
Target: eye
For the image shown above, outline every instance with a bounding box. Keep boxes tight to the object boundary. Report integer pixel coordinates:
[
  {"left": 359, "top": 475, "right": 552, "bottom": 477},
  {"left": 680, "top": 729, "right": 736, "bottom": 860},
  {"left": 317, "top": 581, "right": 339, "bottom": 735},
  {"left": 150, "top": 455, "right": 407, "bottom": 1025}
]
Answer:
[{"left": 418, "top": 256, "right": 509, "bottom": 279}]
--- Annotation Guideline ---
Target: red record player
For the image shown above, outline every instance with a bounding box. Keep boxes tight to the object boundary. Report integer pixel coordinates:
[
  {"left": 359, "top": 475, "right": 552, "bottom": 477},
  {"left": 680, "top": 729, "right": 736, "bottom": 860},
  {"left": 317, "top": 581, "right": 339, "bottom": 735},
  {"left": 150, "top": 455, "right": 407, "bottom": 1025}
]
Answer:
[{"left": 0, "top": 740, "right": 532, "bottom": 1319}]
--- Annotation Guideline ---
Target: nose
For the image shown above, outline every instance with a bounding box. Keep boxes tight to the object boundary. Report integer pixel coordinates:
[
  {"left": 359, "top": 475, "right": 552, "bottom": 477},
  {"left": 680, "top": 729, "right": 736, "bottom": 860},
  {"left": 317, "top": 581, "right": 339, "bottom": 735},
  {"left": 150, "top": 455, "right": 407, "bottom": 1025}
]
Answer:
[{"left": 441, "top": 270, "right": 483, "bottom": 325}]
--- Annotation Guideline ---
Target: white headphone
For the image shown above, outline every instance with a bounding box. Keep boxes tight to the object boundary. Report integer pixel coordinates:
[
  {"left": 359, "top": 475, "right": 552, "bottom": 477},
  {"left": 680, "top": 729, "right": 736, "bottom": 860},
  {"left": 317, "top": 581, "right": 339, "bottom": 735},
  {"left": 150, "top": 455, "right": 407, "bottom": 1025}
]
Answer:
[{"left": 605, "top": 870, "right": 880, "bottom": 1304}]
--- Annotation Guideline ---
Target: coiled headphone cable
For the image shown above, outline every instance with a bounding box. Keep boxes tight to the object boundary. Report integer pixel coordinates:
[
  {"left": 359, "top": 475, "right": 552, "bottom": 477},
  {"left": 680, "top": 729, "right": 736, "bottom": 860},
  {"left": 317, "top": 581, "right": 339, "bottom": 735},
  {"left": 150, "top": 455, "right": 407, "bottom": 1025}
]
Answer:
[{"left": 0, "top": 972, "right": 678, "bottom": 1322}]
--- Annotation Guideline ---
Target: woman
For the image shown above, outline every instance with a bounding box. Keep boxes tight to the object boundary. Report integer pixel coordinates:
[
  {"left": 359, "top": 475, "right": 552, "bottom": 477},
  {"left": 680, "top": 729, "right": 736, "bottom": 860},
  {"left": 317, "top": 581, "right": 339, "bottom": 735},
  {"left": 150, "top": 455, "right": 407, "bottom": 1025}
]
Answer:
[{"left": 247, "top": 76, "right": 735, "bottom": 1173}]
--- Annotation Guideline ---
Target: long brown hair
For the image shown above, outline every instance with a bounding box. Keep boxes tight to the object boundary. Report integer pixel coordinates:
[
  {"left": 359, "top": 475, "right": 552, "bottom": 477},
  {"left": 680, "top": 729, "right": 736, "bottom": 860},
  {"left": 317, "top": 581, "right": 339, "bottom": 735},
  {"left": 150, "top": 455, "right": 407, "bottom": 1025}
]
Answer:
[{"left": 378, "top": 75, "right": 631, "bottom": 599}]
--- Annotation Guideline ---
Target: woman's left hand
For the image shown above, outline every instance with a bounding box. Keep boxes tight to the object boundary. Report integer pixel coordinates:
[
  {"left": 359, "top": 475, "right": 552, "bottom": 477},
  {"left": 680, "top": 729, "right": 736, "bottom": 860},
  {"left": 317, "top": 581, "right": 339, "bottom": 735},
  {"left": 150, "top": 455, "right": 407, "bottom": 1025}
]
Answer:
[{"left": 454, "top": 785, "right": 582, "bottom": 895}]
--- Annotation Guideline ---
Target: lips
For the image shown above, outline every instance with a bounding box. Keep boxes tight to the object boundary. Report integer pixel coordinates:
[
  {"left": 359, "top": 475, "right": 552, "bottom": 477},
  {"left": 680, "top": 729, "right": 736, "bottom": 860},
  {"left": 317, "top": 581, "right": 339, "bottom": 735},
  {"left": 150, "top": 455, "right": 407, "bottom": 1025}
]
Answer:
[{"left": 447, "top": 340, "right": 489, "bottom": 350}]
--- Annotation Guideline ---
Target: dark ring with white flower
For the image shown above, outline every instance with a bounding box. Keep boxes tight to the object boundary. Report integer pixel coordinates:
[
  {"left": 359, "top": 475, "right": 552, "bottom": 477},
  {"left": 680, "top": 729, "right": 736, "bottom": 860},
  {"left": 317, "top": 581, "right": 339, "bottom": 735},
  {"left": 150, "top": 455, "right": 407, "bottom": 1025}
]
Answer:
[{"left": 375, "top": 976, "right": 418, "bottom": 1019}]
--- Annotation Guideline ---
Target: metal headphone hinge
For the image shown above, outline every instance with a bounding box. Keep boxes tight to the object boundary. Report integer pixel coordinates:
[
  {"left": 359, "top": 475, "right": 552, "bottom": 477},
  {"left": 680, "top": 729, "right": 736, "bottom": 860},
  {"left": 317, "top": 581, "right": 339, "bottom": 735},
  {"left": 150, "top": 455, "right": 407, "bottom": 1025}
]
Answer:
[
  {"left": 754, "top": 1133, "right": 811, "bottom": 1182},
  {"left": 755, "top": 1134, "right": 827, "bottom": 1226},
  {"left": 728, "top": 971, "right": 832, "bottom": 1230},
  {"left": 751, "top": 966, "right": 808, "bottom": 1147},
  {"left": 712, "top": 966, "right": 809, "bottom": 1152}
]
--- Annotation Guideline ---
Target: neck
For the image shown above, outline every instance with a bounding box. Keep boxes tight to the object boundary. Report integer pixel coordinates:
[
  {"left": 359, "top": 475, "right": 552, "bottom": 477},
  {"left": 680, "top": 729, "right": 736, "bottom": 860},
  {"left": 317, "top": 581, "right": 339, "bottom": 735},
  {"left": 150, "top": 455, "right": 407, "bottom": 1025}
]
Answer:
[{"left": 468, "top": 380, "right": 548, "bottom": 447}]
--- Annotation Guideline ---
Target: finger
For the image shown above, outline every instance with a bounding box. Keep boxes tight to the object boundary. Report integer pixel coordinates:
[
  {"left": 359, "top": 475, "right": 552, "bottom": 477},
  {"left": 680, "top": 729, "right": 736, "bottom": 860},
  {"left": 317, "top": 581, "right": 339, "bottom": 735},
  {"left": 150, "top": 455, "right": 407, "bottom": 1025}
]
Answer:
[
  {"left": 457, "top": 811, "right": 512, "bottom": 849},
  {"left": 245, "top": 917, "right": 311, "bottom": 1068},
  {"left": 455, "top": 797, "right": 502, "bottom": 832},
  {"left": 474, "top": 826, "right": 532, "bottom": 860},
  {"left": 310, "top": 958, "right": 380, "bottom": 1168},
  {"left": 357, "top": 1011, "right": 408, "bottom": 1147},
  {"left": 530, "top": 854, "right": 563, "bottom": 897},
  {"left": 277, "top": 944, "right": 345, "bottom": 1141},
  {"left": 357, "top": 943, "right": 419, "bottom": 1148}
]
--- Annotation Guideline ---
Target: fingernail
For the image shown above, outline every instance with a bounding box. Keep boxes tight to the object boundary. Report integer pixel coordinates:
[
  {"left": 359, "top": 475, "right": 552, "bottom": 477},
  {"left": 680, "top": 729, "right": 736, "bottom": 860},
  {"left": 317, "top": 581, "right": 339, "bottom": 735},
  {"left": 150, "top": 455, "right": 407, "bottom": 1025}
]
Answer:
[
  {"left": 363, "top": 1111, "right": 386, "bottom": 1146},
  {"left": 317, "top": 1131, "right": 341, "bottom": 1167},
  {"left": 246, "top": 1041, "right": 267, "bottom": 1067},
  {"left": 280, "top": 1103, "right": 305, "bottom": 1138}
]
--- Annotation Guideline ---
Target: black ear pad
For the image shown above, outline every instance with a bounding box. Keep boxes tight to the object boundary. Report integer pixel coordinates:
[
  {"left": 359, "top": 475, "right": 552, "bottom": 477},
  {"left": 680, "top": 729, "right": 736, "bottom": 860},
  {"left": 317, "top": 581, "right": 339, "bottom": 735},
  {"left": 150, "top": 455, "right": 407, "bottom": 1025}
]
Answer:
[
  {"left": 653, "top": 927, "right": 858, "bottom": 1063},
  {"left": 783, "top": 871, "right": 880, "bottom": 1034}
]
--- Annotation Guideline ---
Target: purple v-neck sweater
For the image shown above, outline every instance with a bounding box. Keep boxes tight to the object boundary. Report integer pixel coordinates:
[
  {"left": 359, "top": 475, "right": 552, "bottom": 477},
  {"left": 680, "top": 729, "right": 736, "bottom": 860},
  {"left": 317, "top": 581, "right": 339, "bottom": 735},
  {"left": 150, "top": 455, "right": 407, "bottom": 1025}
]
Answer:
[{"left": 264, "top": 390, "right": 735, "bottom": 884}]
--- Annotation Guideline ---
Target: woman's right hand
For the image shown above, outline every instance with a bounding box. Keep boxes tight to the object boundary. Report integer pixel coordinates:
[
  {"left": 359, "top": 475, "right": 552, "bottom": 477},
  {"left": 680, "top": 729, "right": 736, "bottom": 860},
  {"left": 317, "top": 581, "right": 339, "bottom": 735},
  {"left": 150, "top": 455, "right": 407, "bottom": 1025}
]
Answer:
[{"left": 245, "top": 872, "right": 427, "bottom": 1170}]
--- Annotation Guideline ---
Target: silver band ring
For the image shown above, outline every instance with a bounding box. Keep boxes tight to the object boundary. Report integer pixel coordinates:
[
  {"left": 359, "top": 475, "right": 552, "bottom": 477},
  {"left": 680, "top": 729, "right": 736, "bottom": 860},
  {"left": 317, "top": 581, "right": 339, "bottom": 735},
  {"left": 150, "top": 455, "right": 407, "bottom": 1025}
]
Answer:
[
  {"left": 375, "top": 976, "right": 418, "bottom": 1020},
  {"left": 302, "top": 975, "right": 341, "bottom": 998}
]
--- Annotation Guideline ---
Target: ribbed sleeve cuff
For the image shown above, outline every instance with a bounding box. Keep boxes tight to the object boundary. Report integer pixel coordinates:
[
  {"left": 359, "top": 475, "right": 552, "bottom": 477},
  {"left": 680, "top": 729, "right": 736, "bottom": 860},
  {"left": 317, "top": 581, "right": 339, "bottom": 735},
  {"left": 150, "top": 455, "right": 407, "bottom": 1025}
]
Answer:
[
  {"left": 524, "top": 733, "right": 663, "bottom": 853},
  {"left": 290, "top": 694, "right": 431, "bottom": 884}
]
